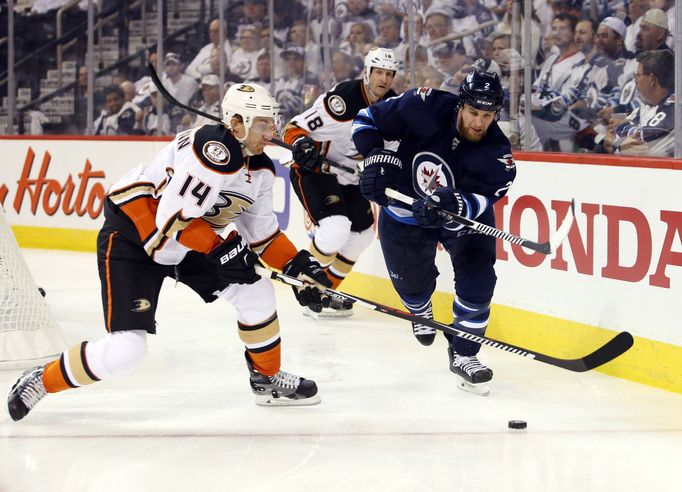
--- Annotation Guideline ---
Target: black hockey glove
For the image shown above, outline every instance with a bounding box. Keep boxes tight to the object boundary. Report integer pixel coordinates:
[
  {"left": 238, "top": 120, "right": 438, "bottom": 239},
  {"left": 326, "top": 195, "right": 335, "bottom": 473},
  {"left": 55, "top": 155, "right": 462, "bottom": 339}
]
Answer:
[
  {"left": 291, "top": 136, "right": 323, "bottom": 171},
  {"left": 207, "top": 231, "right": 260, "bottom": 285},
  {"left": 412, "top": 187, "right": 468, "bottom": 228},
  {"left": 359, "top": 148, "right": 403, "bottom": 206},
  {"left": 283, "top": 250, "right": 332, "bottom": 307}
]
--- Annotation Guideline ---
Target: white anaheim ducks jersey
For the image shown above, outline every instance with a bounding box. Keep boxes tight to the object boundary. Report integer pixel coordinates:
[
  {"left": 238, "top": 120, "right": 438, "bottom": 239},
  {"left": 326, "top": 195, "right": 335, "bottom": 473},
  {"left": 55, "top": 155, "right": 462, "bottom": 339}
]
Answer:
[
  {"left": 286, "top": 79, "right": 398, "bottom": 186},
  {"left": 107, "top": 124, "right": 281, "bottom": 266}
]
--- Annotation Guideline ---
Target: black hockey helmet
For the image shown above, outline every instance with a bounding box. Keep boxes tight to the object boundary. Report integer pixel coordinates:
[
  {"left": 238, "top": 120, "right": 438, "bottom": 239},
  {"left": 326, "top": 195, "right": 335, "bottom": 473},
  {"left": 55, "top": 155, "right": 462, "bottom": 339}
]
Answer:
[{"left": 458, "top": 70, "right": 504, "bottom": 114}]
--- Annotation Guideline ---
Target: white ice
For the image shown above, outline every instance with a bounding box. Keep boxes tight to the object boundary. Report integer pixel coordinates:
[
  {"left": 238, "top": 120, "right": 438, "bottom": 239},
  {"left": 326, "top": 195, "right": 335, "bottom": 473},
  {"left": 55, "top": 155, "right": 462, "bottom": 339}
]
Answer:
[{"left": 1, "top": 249, "right": 681, "bottom": 492}]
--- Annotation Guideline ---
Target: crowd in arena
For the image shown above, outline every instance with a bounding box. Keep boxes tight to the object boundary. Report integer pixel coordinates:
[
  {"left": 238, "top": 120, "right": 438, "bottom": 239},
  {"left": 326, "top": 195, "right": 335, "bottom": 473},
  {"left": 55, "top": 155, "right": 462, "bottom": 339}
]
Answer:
[{"left": 4, "top": 0, "right": 677, "bottom": 156}]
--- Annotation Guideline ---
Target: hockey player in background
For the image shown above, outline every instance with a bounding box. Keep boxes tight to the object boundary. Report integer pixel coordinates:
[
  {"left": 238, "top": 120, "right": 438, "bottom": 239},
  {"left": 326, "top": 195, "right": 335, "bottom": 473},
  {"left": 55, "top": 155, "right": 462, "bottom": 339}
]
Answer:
[
  {"left": 7, "top": 84, "right": 331, "bottom": 421},
  {"left": 352, "top": 71, "right": 516, "bottom": 395},
  {"left": 282, "top": 47, "right": 399, "bottom": 317}
]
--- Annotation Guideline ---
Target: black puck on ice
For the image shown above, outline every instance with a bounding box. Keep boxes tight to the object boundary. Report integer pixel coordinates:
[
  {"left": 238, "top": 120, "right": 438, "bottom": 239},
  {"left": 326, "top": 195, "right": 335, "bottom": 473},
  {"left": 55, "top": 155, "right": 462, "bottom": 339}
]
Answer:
[
  {"left": 38, "top": 287, "right": 46, "bottom": 297},
  {"left": 508, "top": 420, "right": 527, "bottom": 429}
]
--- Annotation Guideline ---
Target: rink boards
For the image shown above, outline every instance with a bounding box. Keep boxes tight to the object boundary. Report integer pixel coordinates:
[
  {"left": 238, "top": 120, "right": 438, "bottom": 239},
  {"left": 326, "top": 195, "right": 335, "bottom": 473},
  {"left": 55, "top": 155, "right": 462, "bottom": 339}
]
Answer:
[{"left": 1, "top": 136, "right": 680, "bottom": 394}]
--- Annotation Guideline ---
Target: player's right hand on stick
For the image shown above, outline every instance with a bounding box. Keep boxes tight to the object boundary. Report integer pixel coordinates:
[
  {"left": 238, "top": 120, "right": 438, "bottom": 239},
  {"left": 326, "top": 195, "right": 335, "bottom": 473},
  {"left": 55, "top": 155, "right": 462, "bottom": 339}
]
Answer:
[
  {"left": 412, "top": 187, "right": 468, "bottom": 228},
  {"left": 291, "top": 136, "right": 323, "bottom": 171},
  {"left": 207, "top": 231, "right": 260, "bottom": 285},
  {"left": 359, "top": 148, "right": 402, "bottom": 206},
  {"left": 283, "top": 250, "right": 332, "bottom": 306}
]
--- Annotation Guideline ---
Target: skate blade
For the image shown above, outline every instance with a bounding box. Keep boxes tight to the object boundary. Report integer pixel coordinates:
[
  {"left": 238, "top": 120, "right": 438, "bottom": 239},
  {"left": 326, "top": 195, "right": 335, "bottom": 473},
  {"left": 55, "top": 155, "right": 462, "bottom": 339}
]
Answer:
[
  {"left": 302, "top": 307, "right": 320, "bottom": 320},
  {"left": 255, "top": 394, "right": 321, "bottom": 407},
  {"left": 312, "top": 308, "right": 354, "bottom": 319},
  {"left": 456, "top": 379, "right": 490, "bottom": 396}
]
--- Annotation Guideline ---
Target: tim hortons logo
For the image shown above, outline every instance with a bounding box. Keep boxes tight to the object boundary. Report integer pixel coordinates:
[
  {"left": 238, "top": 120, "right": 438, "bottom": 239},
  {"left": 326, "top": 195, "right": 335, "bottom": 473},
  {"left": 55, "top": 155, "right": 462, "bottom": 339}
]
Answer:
[
  {"left": 0, "top": 147, "right": 107, "bottom": 219},
  {"left": 494, "top": 196, "right": 682, "bottom": 289}
]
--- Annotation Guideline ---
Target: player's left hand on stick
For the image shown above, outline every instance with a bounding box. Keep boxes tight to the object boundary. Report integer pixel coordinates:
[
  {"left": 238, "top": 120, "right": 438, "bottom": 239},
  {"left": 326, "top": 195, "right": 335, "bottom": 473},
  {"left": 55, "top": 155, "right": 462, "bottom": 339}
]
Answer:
[
  {"left": 283, "top": 250, "right": 332, "bottom": 306},
  {"left": 412, "top": 187, "right": 468, "bottom": 228},
  {"left": 207, "top": 231, "right": 261, "bottom": 285},
  {"left": 291, "top": 136, "right": 323, "bottom": 171},
  {"left": 359, "top": 148, "right": 403, "bottom": 206}
]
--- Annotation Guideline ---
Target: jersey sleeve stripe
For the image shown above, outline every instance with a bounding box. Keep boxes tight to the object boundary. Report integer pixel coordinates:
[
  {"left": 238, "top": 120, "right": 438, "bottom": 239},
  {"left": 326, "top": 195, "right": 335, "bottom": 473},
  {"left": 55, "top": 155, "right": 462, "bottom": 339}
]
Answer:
[
  {"left": 351, "top": 108, "right": 377, "bottom": 136},
  {"left": 256, "top": 232, "right": 297, "bottom": 270},
  {"left": 175, "top": 218, "right": 222, "bottom": 253}
]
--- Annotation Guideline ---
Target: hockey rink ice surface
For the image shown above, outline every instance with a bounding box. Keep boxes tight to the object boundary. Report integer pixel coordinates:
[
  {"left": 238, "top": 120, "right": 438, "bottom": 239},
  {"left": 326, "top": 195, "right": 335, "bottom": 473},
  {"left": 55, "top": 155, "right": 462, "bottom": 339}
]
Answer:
[{"left": 1, "top": 249, "right": 681, "bottom": 492}]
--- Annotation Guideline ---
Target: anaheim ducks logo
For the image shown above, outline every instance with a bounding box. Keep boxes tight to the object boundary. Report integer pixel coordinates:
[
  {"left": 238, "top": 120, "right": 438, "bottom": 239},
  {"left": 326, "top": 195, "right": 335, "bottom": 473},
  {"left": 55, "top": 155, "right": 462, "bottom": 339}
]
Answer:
[
  {"left": 236, "top": 83, "right": 255, "bottom": 92},
  {"left": 203, "top": 191, "right": 254, "bottom": 227},
  {"left": 131, "top": 298, "right": 151, "bottom": 312}
]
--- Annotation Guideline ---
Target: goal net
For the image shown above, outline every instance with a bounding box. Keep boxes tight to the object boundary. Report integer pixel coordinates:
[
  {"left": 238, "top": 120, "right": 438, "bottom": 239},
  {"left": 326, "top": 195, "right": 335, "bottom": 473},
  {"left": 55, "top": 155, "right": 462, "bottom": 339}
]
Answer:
[{"left": 0, "top": 206, "right": 68, "bottom": 368}]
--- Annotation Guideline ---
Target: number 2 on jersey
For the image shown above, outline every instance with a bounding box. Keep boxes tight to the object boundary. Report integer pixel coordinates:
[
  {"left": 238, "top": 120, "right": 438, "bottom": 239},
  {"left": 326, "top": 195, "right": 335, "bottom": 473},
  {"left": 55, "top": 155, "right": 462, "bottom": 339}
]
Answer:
[{"left": 178, "top": 174, "right": 213, "bottom": 207}]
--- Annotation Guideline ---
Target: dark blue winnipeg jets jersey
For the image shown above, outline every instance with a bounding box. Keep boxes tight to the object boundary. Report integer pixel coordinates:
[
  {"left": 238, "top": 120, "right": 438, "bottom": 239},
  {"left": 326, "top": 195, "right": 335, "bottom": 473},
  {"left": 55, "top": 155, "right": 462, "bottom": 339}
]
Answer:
[{"left": 352, "top": 88, "right": 516, "bottom": 227}]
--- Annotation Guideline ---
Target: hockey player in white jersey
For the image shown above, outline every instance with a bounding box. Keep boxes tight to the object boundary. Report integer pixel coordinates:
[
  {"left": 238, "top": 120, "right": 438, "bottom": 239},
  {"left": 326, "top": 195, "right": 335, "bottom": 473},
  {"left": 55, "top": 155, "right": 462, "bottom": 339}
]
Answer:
[
  {"left": 282, "top": 47, "right": 399, "bottom": 317},
  {"left": 7, "top": 83, "right": 331, "bottom": 421}
]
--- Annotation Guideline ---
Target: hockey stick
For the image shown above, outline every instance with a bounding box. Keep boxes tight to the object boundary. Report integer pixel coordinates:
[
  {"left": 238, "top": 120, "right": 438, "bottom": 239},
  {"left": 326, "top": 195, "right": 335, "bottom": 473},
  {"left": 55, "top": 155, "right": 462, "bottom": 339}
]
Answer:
[
  {"left": 147, "top": 63, "right": 359, "bottom": 175},
  {"left": 385, "top": 188, "right": 575, "bottom": 255},
  {"left": 256, "top": 265, "right": 634, "bottom": 372}
]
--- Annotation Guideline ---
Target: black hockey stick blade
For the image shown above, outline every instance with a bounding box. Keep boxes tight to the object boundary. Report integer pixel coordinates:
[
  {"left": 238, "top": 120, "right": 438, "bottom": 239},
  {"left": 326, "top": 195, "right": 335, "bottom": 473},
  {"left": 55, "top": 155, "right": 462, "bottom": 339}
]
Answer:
[
  {"left": 147, "top": 63, "right": 359, "bottom": 176},
  {"left": 256, "top": 266, "right": 634, "bottom": 373}
]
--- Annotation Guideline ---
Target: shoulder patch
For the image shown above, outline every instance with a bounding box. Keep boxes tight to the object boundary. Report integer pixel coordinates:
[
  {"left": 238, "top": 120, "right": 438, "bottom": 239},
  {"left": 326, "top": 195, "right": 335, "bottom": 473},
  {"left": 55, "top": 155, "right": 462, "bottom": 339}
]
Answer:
[
  {"left": 192, "top": 125, "right": 243, "bottom": 174},
  {"left": 327, "top": 95, "right": 347, "bottom": 116},
  {"left": 202, "top": 141, "right": 230, "bottom": 165}
]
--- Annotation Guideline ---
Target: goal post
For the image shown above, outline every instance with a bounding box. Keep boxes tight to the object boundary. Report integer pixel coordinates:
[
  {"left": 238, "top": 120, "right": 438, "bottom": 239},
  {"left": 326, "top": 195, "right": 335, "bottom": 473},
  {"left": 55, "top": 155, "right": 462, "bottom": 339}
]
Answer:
[{"left": 0, "top": 206, "right": 68, "bottom": 368}]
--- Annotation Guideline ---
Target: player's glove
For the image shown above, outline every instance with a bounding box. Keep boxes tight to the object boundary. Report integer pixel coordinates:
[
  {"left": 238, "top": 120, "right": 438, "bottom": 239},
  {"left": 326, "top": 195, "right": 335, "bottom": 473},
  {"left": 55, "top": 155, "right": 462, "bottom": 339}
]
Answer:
[
  {"left": 283, "top": 250, "right": 332, "bottom": 307},
  {"left": 207, "top": 231, "right": 260, "bottom": 285},
  {"left": 291, "top": 136, "right": 323, "bottom": 171},
  {"left": 412, "top": 187, "right": 468, "bottom": 228},
  {"left": 359, "top": 148, "right": 403, "bottom": 206}
]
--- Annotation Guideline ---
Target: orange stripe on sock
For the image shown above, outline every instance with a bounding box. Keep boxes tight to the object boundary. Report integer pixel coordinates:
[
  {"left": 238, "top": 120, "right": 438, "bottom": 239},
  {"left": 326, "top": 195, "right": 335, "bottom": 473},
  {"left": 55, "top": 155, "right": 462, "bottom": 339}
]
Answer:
[
  {"left": 42, "top": 359, "right": 71, "bottom": 393},
  {"left": 248, "top": 344, "right": 281, "bottom": 377}
]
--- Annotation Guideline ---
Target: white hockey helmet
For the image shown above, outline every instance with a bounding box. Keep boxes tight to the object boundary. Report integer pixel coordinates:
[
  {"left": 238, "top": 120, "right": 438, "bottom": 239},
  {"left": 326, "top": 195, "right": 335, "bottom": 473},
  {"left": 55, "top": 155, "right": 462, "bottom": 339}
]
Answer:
[
  {"left": 221, "top": 83, "right": 281, "bottom": 135},
  {"left": 363, "top": 47, "right": 399, "bottom": 85}
]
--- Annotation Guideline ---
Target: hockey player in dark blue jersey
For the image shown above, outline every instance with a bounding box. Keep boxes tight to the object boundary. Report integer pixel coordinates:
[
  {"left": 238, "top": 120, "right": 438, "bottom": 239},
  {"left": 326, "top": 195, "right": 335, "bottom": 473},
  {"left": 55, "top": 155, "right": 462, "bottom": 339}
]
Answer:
[{"left": 351, "top": 71, "right": 516, "bottom": 395}]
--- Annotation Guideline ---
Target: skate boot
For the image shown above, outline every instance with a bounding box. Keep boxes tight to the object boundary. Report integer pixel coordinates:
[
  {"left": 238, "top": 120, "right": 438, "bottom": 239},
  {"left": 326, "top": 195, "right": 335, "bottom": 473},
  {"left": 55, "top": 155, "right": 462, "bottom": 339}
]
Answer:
[
  {"left": 7, "top": 366, "right": 47, "bottom": 421},
  {"left": 303, "top": 297, "right": 353, "bottom": 319},
  {"left": 246, "top": 353, "right": 320, "bottom": 406},
  {"left": 411, "top": 305, "right": 435, "bottom": 346},
  {"left": 447, "top": 346, "right": 493, "bottom": 396}
]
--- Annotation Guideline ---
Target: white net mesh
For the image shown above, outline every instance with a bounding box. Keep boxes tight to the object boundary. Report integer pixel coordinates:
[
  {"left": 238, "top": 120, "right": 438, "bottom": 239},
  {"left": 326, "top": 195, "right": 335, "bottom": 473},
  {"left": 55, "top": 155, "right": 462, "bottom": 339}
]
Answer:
[{"left": 0, "top": 206, "right": 68, "bottom": 367}]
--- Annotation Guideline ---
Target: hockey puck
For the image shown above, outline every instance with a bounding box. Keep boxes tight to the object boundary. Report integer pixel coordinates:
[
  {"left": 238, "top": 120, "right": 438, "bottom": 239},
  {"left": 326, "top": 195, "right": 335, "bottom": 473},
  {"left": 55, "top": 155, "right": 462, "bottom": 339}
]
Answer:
[
  {"left": 508, "top": 420, "right": 527, "bottom": 429},
  {"left": 38, "top": 287, "right": 46, "bottom": 297}
]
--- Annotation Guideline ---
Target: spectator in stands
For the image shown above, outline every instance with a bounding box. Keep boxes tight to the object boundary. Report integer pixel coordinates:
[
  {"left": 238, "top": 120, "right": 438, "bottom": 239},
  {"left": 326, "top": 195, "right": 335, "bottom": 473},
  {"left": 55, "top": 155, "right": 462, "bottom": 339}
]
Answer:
[
  {"left": 192, "top": 74, "right": 222, "bottom": 128},
  {"left": 162, "top": 52, "right": 199, "bottom": 105},
  {"left": 287, "top": 20, "right": 323, "bottom": 75},
  {"left": 331, "top": 50, "right": 357, "bottom": 85},
  {"left": 341, "top": 0, "right": 380, "bottom": 40},
  {"left": 246, "top": 52, "right": 272, "bottom": 89},
  {"left": 376, "top": 13, "right": 406, "bottom": 70},
  {"left": 451, "top": 0, "right": 496, "bottom": 57},
  {"left": 624, "top": 0, "right": 651, "bottom": 53},
  {"left": 495, "top": 0, "right": 542, "bottom": 68},
  {"left": 275, "top": 44, "right": 318, "bottom": 122},
  {"left": 432, "top": 42, "right": 469, "bottom": 79},
  {"left": 401, "top": 11, "right": 427, "bottom": 47},
  {"left": 185, "top": 19, "right": 232, "bottom": 81},
  {"left": 234, "top": 0, "right": 269, "bottom": 38},
  {"left": 635, "top": 8, "right": 672, "bottom": 53},
  {"left": 531, "top": 13, "right": 585, "bottom": 151},
  {"left": 595, "top": 17, "right": 635, "bottom": 124},
  {"left": 93, "top": 84, "right": 139, "bottom": 136},
  {"left": 120, "top": 81, "right": 136, "bottom": 103},
  {"left": 230, "top": 25, "right": 265, "bottom": 80},
  {"left": 339, "top": 21, "right": 375, "bottom": 61},
  {"left": 133, "top": 83, "right": 171, "bottom": 136},
  {"left": 208, "top": 46, "right": 244, "bottom": 85},
  {"left": 309, "top": 0, "right": 343, "bottom": 47},
  {"left": 605, "top": 50, "right": 674, "bottom": 156},
  {"left": 424, "top": 5, "right": 454, "bottom": 65}
]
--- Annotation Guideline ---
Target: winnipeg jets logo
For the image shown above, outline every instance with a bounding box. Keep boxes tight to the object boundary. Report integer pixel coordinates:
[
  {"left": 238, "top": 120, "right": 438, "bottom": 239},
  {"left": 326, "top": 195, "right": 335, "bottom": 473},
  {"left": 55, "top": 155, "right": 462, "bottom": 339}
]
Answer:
[
  {"left": 411, "top": 152, "right": 453, "bottom": 197},
  {"left": 415, "top": 87, "right": 432, "bottom": 101},
  {"left": 497, "top": 154, "right": 516, "bottom": 172}
]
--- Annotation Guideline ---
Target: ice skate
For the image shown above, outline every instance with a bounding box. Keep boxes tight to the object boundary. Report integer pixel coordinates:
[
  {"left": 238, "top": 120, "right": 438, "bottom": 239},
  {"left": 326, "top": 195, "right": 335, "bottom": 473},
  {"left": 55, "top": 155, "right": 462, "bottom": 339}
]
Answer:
[
  {"left": 246, "top": 354, "right": 320, "bottom": 406},
  {"left": 303, "top": 297, "right": 354, "bottom": 319},
  {"left": 411, "top": 319, "right": 436, "bottom": 346},
  {"left": 448, "top": 346, "right": 493, "bottom": 396},
  {"left": 7, "top": 366, "right": 47, "bottom": 421}
]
